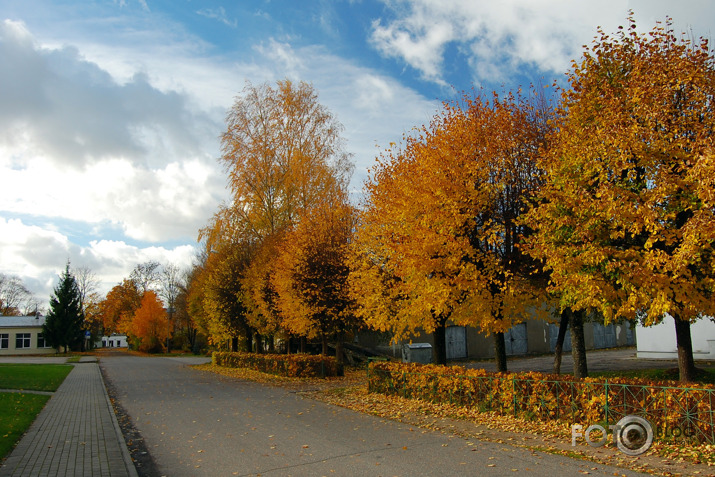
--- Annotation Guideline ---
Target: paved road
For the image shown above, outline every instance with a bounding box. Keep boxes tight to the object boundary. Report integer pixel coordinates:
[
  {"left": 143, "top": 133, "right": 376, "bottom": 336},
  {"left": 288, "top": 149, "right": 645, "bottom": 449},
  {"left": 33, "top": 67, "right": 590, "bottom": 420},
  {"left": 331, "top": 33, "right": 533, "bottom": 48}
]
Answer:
[{"left": 100, "top": 354, "right": 648, "bottom": 477}]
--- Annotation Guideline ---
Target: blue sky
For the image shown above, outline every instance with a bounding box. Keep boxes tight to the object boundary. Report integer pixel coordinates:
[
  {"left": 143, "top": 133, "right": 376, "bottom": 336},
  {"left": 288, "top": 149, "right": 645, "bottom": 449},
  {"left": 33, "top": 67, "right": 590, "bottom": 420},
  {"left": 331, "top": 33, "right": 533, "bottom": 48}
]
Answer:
[{"left": 1, "top": 0, "right": 713, "bottom": 304}]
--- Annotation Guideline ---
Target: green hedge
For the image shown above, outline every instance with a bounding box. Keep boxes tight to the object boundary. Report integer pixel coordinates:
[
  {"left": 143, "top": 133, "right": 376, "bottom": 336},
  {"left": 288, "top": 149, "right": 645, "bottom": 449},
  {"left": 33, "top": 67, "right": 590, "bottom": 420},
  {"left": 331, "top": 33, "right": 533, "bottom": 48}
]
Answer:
[{"left": 213, "top": 351, "right": 338, "bottom": 378}]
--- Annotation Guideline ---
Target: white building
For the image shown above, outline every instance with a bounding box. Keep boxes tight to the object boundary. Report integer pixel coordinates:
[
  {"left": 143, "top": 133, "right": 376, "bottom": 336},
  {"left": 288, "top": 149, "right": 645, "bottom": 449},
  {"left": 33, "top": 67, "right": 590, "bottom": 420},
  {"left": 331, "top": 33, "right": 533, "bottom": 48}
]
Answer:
[
  {"left": 636, "top": 314, "right": 715, "bottom": 359},
  {"left": 97, "top": 334, "right": 128, "bottom": 348}
]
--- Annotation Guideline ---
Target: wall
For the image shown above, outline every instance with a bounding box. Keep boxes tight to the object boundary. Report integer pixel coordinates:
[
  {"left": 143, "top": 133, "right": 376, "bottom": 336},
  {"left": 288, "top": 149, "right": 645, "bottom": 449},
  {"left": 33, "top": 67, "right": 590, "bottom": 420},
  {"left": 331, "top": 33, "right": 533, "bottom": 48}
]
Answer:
[
  {"left": 0, "top": 327, "right": 52, "bottom": 355},
  {"left": 637, "top": 315, "right": 715, "bottom": 359}
]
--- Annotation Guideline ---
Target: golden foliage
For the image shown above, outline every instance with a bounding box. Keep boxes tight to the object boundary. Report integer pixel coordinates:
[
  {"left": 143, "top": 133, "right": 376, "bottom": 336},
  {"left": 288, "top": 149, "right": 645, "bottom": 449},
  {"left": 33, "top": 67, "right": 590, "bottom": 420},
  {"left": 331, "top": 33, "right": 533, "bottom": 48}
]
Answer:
[
  {"left": 212, "top": 350, "right": 338, "bottom": 378},
  {"left": 524, "top": 17, "right": 715, "bottom": 324},
  {"left": 350, "top": 90, "right": 551, "bottom": 342}
]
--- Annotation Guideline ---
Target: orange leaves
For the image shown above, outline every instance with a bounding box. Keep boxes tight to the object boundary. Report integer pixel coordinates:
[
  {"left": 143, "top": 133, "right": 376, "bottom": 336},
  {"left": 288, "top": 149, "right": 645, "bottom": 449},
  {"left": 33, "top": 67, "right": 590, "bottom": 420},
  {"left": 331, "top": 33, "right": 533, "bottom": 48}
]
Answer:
[
  {"left": 99, "top": 279, "right": 141, "bottom": 335},
  {"left": 213, "top": 351, "right": 338, "bottom": 378},
  {"left": 131, "top": 290, "right": 168, "bottom": 352},
  {"left": 272, "top": 196, "right": 357, "bottom": 342},
  {"left": 350, "top": 90, "right": 550, "bottom": 341}
]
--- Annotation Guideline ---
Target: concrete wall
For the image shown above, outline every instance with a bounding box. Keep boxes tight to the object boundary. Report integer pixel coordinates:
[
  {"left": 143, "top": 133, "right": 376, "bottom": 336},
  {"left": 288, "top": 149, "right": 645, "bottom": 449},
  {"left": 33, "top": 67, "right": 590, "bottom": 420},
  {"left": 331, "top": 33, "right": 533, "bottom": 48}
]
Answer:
[
  {"left": 637, "top": 314, "right": 715, "bottom": 359},
  {"left": 358, "top": 317, "right": 636, "bottom": 362}
]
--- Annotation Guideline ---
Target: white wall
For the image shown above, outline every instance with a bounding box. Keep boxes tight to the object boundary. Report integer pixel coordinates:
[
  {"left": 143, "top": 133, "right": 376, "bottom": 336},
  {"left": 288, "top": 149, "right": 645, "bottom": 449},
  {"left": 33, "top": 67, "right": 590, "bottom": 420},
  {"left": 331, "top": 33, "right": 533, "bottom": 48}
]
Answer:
[{"left": 637, "top": 314, "right": 715, "bottom": 359}]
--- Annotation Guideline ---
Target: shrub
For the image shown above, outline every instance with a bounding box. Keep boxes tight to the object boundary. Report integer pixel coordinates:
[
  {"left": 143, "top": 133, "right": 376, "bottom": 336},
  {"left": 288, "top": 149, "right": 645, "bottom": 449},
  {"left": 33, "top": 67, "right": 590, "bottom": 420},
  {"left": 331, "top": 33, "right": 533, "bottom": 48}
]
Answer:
[
  {"left": 213, "top": 351, "right": 338, "bottom": 378},
  {"left": 368, "top": 361, "right": 715, "bottom": 444}
]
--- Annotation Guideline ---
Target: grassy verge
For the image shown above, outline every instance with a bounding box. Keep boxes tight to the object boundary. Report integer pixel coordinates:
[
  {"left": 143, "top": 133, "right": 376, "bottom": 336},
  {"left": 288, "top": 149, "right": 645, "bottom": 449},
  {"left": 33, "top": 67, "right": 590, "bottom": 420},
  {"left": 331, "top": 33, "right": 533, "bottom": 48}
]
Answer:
[
  {"left": 591, "top": 367, "right": 715, "bottom": 385},
  {"left": 0, "top": 364, "right": 73, "bottom": 392},
  {"left": 0, "top": 393, "right": 51, "bottom": 459}
]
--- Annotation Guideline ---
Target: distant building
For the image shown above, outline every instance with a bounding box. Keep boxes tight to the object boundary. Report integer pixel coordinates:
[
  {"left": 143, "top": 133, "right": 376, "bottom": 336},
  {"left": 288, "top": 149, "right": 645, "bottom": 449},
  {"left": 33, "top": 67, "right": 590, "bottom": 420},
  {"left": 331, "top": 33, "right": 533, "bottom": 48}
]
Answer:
[
  {"left": 358, "top": 317, "right": 635, "bottom": 362},
  {"left": 637, "top": 315, "right": 715, "bottom": 360},
  {"left": 97, "top": 334, "right": 128, "bottom": 348},
  {"left": 0, "top": 315, "right": 53, "bottom": 355}
]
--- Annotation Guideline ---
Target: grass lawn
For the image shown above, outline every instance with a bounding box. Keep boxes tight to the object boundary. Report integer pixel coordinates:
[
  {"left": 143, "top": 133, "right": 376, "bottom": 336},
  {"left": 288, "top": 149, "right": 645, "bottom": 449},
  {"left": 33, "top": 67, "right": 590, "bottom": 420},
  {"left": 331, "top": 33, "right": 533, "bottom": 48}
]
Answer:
[
  {"left": 0, "top": 364, "right": 73, "bottom": 460},
  {"left": 0, "top": 364, "right": 73, "bottom": 392},
  {"left": 591, "top": 367, "right": 715, "bottom": 385},
  {"left": 0, "top": 393, "right": 50, "bottom": 459}
]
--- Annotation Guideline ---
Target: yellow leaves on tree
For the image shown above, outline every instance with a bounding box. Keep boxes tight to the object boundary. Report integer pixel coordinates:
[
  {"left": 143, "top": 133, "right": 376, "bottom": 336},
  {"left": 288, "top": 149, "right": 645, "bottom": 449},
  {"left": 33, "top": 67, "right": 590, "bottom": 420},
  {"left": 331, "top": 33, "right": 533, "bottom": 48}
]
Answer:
[
  {"left": 350, "top": 90, "right": 550, "bottom": 365},
  {"left": 524, "top": 16, "right": 715, "bottom": 382},
  {"left": 273, "top": 195, "right": 357, "bottom": 355},
  {"left": 131, "top": 290, "right": 168, "bottom": 353},
  {"left": 201, "top": 79, "right": 352, "bottom": 247}
]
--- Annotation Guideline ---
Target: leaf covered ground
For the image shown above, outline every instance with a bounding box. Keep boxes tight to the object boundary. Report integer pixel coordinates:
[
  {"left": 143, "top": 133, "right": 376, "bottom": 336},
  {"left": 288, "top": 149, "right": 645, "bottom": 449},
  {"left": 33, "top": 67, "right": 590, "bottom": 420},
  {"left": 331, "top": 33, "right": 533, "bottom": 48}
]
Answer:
[{"left": 194, "top": 363, "right": 715, "bottom": 476}]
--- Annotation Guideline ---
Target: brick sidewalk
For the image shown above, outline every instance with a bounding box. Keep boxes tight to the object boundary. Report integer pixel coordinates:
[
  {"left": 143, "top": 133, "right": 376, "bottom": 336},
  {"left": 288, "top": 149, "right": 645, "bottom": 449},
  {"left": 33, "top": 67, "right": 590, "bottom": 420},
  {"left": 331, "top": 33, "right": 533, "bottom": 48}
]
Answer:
[{"left": 0, "top": 359, "right": 137, "bottom": 477}]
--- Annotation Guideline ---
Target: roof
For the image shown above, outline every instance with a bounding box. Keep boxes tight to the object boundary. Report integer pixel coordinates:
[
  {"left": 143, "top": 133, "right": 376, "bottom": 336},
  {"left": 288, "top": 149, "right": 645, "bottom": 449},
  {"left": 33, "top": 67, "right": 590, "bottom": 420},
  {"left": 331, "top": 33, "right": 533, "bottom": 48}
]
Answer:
[{"left": 0, "top": 315, "right": 46, "bottom": 328}]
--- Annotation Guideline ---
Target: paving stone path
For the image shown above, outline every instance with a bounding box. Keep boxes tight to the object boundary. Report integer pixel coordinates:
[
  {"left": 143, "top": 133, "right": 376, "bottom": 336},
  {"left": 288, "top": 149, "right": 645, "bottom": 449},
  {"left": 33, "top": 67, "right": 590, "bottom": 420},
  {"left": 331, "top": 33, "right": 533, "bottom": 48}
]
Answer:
[{"left": 0, "top": 358, "right": 137, "bottom": 477}]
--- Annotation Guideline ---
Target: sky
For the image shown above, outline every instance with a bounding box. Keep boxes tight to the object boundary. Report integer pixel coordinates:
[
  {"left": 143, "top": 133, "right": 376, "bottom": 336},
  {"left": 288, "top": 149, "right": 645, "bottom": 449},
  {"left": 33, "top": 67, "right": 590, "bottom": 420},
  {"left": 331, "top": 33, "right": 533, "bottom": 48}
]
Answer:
[{"left": 1, "top": 0, "right": 713, "bottom": 305}]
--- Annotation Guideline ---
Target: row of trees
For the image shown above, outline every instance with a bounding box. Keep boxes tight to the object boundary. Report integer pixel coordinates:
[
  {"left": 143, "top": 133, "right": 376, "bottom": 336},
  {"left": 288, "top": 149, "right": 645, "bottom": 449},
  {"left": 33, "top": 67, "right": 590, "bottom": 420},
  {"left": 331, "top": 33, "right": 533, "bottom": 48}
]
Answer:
[
  {"left": 189, "top": 17, "right": 713, "bottom": 383},
  {"left": 188, "top": 80, "right": 358, "bottom": 368},
  {"left": 93, "top": 261, "right": 198, "bottom": 353},
  {"left": 351, "top": 18, "right": 715, "bottom": 382},
  {"left": 34, "top": 16, "right": 705, "bottom": 380},
  {"left": 36, "top": 260, "right": 197, "bottom": 354}
]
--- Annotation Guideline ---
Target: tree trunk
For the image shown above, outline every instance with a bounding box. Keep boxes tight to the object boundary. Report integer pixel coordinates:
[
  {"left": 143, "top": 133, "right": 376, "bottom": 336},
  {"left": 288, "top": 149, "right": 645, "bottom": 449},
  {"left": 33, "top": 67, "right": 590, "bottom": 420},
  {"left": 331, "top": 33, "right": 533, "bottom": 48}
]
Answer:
[
  {"left": 300, "top": 336, "right": 306, "bottom": 353},
  {"left": 335, "top": 339, "right": 345, "bottom": 377},
  {"left": 255, "top": 332, "right": 263, "bottom": 354},
  {"left": 493, "top": 332, "right": 507, "bottom": 372},
  {"left": 230, "top": 336, "right": 239, "bottom": 352},
  {"left": 432, "top": 319, "right": 447, "bottom": 365},
  {"left": 674, "top": 315, "right": 696, "bottom": 383},
  {"left": 570, "top": 308, "right": 588, "bottom": 378},
  {"left": 267, "top": 335, "right": 275, "bottom": 353},
  {"left": 321, "top": 334, "right": 328, "bottom": 356},
  {"left": 553, "top": 309, "right": 570, "bottom": 374}
]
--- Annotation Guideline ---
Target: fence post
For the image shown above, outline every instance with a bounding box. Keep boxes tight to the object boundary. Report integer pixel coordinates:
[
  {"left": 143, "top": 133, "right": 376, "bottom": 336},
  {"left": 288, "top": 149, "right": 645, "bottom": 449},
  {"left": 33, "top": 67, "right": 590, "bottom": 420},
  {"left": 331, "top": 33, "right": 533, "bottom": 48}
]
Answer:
[{"left": 604, "top": 379, "right": 609, "bottom": 427}]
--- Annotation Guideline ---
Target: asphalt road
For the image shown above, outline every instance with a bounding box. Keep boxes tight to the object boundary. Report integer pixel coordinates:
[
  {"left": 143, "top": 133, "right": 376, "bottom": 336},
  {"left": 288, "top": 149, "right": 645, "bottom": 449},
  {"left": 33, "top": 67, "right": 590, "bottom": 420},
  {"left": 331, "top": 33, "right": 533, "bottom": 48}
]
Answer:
[{"left": 99, "top": 353, "right": 648, "bottom": 477}]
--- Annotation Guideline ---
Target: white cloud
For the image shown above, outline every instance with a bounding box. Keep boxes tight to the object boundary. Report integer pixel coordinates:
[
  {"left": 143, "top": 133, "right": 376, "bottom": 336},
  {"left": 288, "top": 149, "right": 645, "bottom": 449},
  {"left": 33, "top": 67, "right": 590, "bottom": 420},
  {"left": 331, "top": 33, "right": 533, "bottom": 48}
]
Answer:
[
  {"left": 196, "top": 7, "right": 237, "bottom": 28},
  {"left": 0, "top": 4, "right": 441, "bottom": 303},
  {"left": 0, "top": 218, "right": 196, "bottom": 299},
  {"left": 369, "top": 0, "right": 715, "bottom": 86}
]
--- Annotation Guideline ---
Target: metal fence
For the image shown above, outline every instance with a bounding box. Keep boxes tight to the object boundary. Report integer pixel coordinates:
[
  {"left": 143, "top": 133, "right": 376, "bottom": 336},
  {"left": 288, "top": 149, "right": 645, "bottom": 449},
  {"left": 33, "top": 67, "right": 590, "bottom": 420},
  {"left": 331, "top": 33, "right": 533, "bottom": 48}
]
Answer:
[{"left": 367, "top": 364, "right": 715, "bottom": 444}]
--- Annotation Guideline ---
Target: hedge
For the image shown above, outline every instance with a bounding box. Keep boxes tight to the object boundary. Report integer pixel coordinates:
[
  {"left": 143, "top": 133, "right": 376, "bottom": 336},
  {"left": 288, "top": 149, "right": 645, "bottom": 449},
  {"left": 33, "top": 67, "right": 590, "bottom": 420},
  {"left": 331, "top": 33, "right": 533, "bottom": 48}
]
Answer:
[
  {"left": 213, "top": 351, "right": 338, "bottom": 378},
  {"left": 367, "top": 361, "right": 715, "bottom": 444}
]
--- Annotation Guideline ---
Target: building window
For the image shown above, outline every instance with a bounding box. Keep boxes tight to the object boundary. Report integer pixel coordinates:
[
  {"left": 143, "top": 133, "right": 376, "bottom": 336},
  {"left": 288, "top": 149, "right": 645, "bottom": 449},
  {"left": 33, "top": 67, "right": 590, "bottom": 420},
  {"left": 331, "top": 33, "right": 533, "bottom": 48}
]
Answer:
[
  {"left": 37, "top": 333, "right": 49, "bottom": 348},
  {"left": 0, "top": 333, "right": 8, "bottom": 349},
  {"left": 16, "top": 333, "right": 31, "bottom": 349}
]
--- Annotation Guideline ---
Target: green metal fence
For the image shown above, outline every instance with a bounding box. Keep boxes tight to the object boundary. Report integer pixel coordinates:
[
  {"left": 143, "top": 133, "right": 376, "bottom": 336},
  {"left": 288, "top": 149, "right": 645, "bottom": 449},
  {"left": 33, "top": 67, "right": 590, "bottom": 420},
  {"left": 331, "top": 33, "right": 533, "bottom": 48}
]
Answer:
[{"left": 367, "top": 364, "right": 715, "bottom": 444}]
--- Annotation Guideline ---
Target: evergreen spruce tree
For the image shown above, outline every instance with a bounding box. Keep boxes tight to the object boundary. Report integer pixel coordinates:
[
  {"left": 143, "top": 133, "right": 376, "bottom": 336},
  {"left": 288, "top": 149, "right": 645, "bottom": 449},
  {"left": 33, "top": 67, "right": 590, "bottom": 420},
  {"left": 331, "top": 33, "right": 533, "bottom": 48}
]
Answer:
[{"left": 43, "top": 263, "right": 84, "bottom": 353}]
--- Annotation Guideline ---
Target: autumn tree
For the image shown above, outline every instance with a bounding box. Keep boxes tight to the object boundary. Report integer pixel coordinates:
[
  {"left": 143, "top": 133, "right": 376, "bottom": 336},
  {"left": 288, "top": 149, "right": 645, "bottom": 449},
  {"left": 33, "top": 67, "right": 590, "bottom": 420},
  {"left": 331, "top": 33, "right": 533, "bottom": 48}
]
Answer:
[
  {"left": 273, "top": 193, "right": 358, "bottom": 365},
  {"left": 196, "top": 240, "right": 256, "bottom": 351},
  {"left": 351, "top": 91, "right": 549, "bottom": 366},
  {"left": 99, "top": 279, "right": 142, "bottom": 335},
  {"left": 198, "top": 79, "right": 354, "bottom": 353},
  {"left": 131, "top": 290, "right": 169, "bottom": 353},
  {"left": 203, "top": 79, "right": 352, "bottom": 247},
  {"left": 242, "top": 234, "right": 286, "bottom": 352},
  {"left": 524, "top": 17, "right": 715, "bottom": 382},
  {"left": 43, "top": 263, "right": 84, "bottom": 353},
  {"left": 159, "top": 263, "right": 183, "bottom": 351}
]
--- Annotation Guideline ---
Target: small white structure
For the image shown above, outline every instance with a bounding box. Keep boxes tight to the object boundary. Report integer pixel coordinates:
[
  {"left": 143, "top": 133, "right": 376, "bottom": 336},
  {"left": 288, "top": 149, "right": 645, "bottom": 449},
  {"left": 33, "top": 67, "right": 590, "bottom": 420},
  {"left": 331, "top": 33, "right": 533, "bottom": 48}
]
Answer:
[
  {"left": 97, "top": 334, "right": 128, "bottom": 348},
  {"left": 636, "top": 314, "right": 715, "bottom": 359}
]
